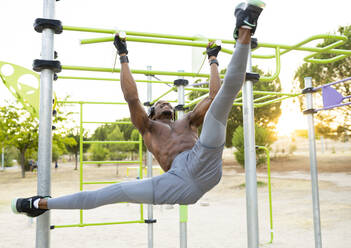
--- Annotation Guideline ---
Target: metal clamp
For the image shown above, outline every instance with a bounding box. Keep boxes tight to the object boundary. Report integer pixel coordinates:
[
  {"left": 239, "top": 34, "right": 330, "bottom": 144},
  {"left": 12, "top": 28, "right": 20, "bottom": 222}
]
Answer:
[
  {"left": 144, "top": 219, "right": 157, "bottom": 224},
  {"left": 34, "top": 18, "right": 63, "bottom": 34},
  {"left": 303, "top": 108, "right": 317, "bottom": 115},
  {"left": 245, "top": 72, "right": 260, "bottom": 83},
  {"left": 302, "top": 87, "right": 316, "bottom": 94},
  {"left": 33, "top": 59, "right": 62, "bottom": 73},
  {"left": 174, "top": 79, "right": 189, "bottom": 86}
]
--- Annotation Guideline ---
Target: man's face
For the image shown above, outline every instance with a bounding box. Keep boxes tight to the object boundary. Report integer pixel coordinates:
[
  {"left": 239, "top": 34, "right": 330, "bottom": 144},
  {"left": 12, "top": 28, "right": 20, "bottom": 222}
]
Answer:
[{"left": 153, "top": 101, "right": 174, "bottom": 120}]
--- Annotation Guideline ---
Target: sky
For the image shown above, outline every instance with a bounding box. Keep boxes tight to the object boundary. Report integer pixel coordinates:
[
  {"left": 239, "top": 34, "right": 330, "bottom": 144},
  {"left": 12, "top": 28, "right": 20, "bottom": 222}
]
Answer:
[{"left": 0, "top": 0, "right": 350, "bottom": 136}]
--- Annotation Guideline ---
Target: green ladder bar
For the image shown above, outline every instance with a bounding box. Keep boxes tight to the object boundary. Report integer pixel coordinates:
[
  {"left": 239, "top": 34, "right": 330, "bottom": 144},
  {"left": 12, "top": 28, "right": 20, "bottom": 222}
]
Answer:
[{"left": 52, "top": 101, "right": 146, "bottom": 229}]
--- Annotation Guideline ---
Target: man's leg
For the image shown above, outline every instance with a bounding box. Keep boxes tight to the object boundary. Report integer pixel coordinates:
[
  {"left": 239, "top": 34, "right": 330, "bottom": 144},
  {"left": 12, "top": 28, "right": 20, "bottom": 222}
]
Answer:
[
  {"left": 199, "top": 29, "right": 251, "bottom": 147},
  {"left": 12, "top": 178, "right": 154, "bottom": 217},
  {"left": 200, "top": 1, "right": 264, "bottom": 147}
]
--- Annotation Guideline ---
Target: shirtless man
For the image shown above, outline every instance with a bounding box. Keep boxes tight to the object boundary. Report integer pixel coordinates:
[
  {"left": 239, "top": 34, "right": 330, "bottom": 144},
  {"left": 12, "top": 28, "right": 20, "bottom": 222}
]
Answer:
[{"left": 12, "top": 1, "right": 264, "bottom": 217}]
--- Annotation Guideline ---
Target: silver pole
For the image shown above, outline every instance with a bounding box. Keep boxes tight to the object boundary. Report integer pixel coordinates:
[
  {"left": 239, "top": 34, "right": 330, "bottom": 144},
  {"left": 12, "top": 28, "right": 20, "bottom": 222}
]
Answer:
[
  {"left": 304, "top": 77, "right": 322, "bottom": 248},
  {"left": 1, "top": 147, "right": 4, "bottom": 171},
  {"left": 177, "top": 70, "right": 187, "bottom": 248},
  {"left": 36, "top": 1, "right": 56, "bottom": 247},
  {"left": 146, "top": 65, "right": 154, "bottom": 248},
  {"left": 242, "top": 46, "right": 259, "bottom": 248}
]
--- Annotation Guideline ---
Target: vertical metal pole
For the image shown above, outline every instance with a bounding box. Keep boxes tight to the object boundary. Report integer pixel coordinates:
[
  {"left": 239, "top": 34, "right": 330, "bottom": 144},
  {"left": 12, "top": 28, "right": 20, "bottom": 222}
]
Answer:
[
  {"left": 1, "top": 147, "right": 4, "bottom": 171},
  {"left": 79, "top": 103, "right": 84, "bottom": 225},
  {"left": 36, "top": 1, "right": 56, "bottom": 247},
  {"left": 242, "top": 46, "right": 259, "bottom": 248},
  {"left": 176, "top": 70, "right": 187, "bottom": 248},
  {"left": 146, "top": 65, "right": 154, "bottom": 248},
  {"left": 304, "top": 77, "right": 322, "bottom": 248}
]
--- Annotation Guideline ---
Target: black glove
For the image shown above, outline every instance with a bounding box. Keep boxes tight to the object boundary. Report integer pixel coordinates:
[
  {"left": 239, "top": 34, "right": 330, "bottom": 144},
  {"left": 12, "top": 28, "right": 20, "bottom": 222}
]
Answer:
[
  {"left": 114, "top": 34, "right": 128, "bottom": 55},
  {"left": 206, "top": 42, "right": 221, "bottom": 58}
]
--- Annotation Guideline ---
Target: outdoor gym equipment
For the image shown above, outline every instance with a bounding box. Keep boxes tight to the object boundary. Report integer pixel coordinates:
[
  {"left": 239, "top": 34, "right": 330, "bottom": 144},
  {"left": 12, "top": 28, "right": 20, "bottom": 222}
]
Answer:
[{"left": 2, "top": 0, "right": 351, "bottom": 247}]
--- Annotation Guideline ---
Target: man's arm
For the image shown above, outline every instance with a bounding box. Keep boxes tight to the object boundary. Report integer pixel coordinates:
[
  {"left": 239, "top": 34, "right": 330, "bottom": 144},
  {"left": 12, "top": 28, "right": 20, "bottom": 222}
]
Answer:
[
  {"left": 187, "top": 43, "right": 221, "bottom": 127},
  {"left": 115, "top": 34, "right": 151, "bottom": 135}
]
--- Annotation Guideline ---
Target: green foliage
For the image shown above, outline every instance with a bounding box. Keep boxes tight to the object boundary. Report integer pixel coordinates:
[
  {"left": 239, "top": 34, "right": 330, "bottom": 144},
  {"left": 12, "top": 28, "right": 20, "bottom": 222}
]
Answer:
[
  {"left": 0, "top": 100, "right": 74, "bottom": 177},
  {"left": 0, "top": 146, "right": 17, "bottom": 167},
  {"left": 88, "top": 144, "right": 109, "bottom": 165},
  {"left": 294, "top": 25, "right": 351, "bottom": 140},
  {"left": 64, "top": 129, "right": 89, "bottom": 170},
  {"left": 232, "top": 125, "right": 276, "bottom": 167},
  {"left": 88, "top": 120, "right": 141, "bottom": 164}
]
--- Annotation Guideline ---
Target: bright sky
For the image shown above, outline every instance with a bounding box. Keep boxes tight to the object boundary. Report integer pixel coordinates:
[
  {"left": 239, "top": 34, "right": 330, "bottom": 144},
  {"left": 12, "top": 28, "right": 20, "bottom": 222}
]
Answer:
[{"left": 1, "top": 0, "right": 350, "bottom": 136}]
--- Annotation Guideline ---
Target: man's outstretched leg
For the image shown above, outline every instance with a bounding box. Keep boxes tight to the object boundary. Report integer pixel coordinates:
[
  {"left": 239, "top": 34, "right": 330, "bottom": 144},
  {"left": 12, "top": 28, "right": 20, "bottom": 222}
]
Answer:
[
  {"left": 12, "top": 178, "right": 155, "bottom": 217},
  {"left": 200, "top": 0, "right": 264, "bottom": 148}
]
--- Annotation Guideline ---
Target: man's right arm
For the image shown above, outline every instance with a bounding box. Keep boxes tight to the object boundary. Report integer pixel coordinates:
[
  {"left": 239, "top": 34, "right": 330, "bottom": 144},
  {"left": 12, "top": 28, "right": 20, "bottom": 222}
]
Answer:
[{"left": 115, "top": 34, "right": 151, "bottom": 135}]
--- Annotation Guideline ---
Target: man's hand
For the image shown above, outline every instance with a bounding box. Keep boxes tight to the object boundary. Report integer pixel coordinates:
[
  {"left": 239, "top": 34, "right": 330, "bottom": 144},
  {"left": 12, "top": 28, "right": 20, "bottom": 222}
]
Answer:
[
  {"left": 206, "top": 41, "right": 221, "bottom": 59},
  {"left": 114, "top": 33, "right": 128, "bottom": 55}
]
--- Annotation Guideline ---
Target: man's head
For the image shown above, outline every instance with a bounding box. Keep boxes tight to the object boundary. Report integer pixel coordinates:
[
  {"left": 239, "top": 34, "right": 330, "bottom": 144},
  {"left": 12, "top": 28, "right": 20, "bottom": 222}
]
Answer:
[{"left": 148, "top": 100, "right": 175, "bottom": 121}]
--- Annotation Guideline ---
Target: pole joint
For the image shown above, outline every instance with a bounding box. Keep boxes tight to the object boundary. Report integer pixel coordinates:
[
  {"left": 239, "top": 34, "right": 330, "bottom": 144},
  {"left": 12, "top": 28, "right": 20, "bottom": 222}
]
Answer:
[{"left": 34, "top": 18, "right": 63, "bottom": 34}]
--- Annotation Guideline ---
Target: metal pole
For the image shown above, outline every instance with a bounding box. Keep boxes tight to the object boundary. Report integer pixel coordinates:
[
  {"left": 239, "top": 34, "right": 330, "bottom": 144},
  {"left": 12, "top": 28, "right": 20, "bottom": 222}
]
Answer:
[
  {"left": 242, "top": 45, "right": 259, "bottom": 248},
  {"left": 1, "top": 147, "right": 4, "bottom": 171},
  {"left": 36, "top": 1, "right": 55, "bottom": 247},
  {"left": 176, "top": 70, "right": 187, "bottom": 248},
  {"left": 146, "top": 65, "right": 154, "bottom": 248},
  {"left": 304, "top": 77, "right": 322, "bottom": 248}
]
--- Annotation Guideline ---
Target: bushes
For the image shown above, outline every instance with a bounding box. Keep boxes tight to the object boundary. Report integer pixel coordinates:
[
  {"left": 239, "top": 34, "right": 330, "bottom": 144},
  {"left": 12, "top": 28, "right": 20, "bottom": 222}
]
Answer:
[{"left": 232, "top": 125, "right": 276, "bottom": 167}]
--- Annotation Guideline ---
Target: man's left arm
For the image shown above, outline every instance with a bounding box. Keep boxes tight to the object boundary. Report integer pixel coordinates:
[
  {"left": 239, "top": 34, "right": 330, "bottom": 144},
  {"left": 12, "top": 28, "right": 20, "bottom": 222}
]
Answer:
[{"left": 187, "top": 43, "right": 221, "bottom": 127}]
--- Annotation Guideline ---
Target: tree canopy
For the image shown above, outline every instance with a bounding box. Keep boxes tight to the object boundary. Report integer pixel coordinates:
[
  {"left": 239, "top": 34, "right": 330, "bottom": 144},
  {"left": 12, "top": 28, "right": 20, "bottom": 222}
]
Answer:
[{"left": 294, "top": 25, "right": 351, "bottom": 141}]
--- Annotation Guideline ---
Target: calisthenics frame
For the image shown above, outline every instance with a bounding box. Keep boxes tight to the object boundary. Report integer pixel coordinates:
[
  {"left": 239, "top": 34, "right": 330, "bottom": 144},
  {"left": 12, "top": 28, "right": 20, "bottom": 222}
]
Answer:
[{"left": 34, "top": 0, "right": 351, "bottom": 248}]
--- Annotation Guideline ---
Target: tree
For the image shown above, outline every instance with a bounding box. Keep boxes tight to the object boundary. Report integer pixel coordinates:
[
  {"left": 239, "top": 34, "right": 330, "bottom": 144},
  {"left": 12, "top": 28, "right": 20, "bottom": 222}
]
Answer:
[
  {"left": 5, "top": 106, "right": 39, "bottom": 178},
  {"left": 0, "top": 104, "right": 19, "bottom": 167},
  {"left": 294, "top": 25, "right": 351, "bottom": 141},
  {"left": 65, "top": 129, "right": 89, "bottom": 170},
  {"left": 232, "top": 125, "right": 276, "bottom": 167}
]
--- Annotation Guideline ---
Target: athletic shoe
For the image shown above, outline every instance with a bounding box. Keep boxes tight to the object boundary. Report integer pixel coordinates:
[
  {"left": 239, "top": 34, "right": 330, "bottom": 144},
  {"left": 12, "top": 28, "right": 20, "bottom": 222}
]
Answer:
[
  {"left": 11, "top": 196, "right": 49, "bottom": 217},
  {"left": 233, "top": 0, "right": 266, "bottom": 40}
]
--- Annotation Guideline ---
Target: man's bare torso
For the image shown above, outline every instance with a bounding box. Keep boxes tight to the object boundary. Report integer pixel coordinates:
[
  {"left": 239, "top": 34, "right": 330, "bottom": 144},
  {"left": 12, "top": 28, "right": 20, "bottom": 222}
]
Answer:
[{"left": 143, "top": 117, "right": 198, "bottom": 172}]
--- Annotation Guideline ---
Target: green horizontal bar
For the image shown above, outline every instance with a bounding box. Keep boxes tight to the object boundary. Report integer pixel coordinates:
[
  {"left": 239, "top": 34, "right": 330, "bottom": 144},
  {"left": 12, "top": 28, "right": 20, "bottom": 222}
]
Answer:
[
  {"left": 62, "top": 65, "right": 213, "bottom": 78},
  {"left": 83, "top": 141, "right": 139, "bottom": 144},
  {"left": 81, "top": 36, "right": 233, "bottom": 55},
  {"left": 53, "top": 220, "right": 145, "bottom": 228},
  {"left": 255, "top": 96, "right": 291, "bottom": 107},
  {"left": 83, "top": 161, "right": 140, "bottom": 164},
  {"left": 151, "top": 87, "right": 177, "bottom": 105},
  {"left": 83, "top": 121, "right": 132, "bottom": 125},
  {"left": 58, "top": 75, "right": 173, "bottom": 84},
  {"left": 83, "top": 181, "right": 121, "bottom": 184},
  {"left": 63, "top": 25, "right": 235, "bottom": 44},
  {"left": 78, "top": 32, "right": 351, "bottom": 62},
  {"left": 185, "top": 88, "right": 209, "bottom": 92},
  {"left": 252, "top": 91, "right": 301, "bottom": 97},
  {"left": 65, "top": 25, "right": 351, "bottom": 64},
  {"left": 253, "top": 95, "right": 275, "bottom": 103},
  {"left": 58, "top": 100, "right": 127, "bottom": 105},
  {"left": 184, "top": 93, "right": 209, "bottom": 108}
]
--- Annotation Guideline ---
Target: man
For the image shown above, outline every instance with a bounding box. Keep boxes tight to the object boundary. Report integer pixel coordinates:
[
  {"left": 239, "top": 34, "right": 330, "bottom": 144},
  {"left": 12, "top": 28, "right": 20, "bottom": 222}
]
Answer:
[{"left": 12, "top": 1, "right": 264, "bottom": 217}]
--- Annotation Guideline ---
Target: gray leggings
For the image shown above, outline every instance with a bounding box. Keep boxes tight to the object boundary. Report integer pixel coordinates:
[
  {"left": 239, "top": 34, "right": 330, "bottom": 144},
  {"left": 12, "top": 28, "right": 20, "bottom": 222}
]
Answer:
[{"left": 47, "top": 43, "right": 249, "bottom": 209}]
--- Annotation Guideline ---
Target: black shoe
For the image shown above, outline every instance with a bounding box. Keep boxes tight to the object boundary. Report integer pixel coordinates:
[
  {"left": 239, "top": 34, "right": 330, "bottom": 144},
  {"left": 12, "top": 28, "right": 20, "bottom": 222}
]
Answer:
[
  {"left": 233, "top": 0, "right": 265, "bottom": 40},
  {"left": 11, "top": 196, "right": 49, "bottom": 217}
]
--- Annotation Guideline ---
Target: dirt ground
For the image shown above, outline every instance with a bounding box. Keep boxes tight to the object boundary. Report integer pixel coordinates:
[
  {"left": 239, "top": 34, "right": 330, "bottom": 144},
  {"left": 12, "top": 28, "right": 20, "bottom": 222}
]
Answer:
[{"left": 0, "top": 151, "right": 350, "bottom": 248}]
